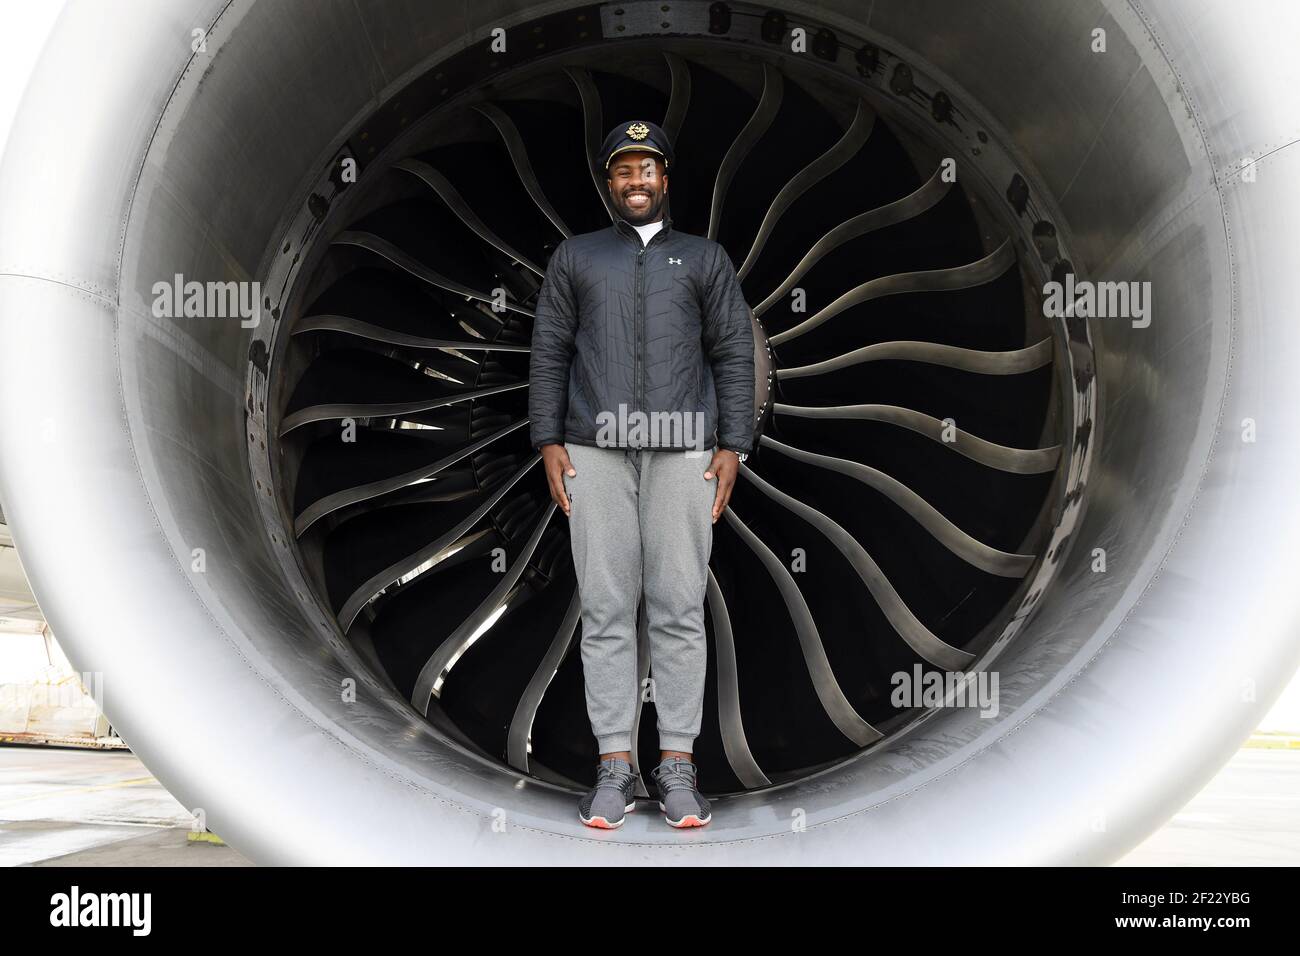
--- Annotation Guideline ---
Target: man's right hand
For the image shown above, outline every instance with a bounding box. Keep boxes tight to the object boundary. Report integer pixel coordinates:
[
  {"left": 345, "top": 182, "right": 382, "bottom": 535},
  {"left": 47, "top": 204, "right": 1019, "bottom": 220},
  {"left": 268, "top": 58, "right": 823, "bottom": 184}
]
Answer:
[{"left": 541, "top": 443, "right": 577, "bottom": 517}]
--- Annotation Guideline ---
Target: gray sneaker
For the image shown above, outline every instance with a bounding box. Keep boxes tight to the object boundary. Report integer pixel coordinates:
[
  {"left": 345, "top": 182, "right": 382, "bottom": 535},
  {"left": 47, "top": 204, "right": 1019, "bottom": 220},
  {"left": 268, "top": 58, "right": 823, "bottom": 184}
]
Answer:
[
  {"left": 651, "top": 756, "right": 711, "bottom": 827},
  {"left": 578, "top": 757, "right": 638, "bottom": 829}
]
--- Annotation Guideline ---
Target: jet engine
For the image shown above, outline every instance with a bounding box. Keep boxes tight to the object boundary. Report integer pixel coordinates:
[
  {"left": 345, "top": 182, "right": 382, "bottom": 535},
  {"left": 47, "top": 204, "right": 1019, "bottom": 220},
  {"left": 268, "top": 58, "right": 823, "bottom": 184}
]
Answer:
[{"left": 1, "top": 0, "right": 1298, "bottom": 864}]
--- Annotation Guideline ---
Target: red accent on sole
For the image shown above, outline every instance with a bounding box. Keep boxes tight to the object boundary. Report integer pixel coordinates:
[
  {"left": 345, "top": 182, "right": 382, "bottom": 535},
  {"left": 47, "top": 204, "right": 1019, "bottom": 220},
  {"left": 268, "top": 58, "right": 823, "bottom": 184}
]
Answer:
[
  {"left": 658, "top": 803, "right": 711, "bottom": 827},
  {"left": 667, "top": 814, "right": 710, "bottom": 828},
  {"left": 579, "top": 802, "right": 636, "bottom": 829},
  {"left": 580, "top": 814, "right": 624, "bottom": 829}
]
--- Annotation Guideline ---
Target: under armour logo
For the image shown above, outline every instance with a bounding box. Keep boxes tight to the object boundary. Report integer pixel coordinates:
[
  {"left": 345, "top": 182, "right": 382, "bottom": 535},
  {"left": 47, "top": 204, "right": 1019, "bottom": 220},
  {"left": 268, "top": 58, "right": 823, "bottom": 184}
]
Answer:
[{"left": 668, "top": 257, "right": 682, "bottom": 265}]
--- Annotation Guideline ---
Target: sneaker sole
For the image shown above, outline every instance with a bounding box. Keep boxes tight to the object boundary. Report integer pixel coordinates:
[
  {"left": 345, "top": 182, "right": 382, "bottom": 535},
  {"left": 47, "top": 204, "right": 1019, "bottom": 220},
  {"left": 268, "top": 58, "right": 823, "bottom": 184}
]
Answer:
[
  {"left": 579, "top": 802, "right": 637, "bottom": 829},
  {"left": 658, "top": 801, "right": 711, "bottom": 828}
]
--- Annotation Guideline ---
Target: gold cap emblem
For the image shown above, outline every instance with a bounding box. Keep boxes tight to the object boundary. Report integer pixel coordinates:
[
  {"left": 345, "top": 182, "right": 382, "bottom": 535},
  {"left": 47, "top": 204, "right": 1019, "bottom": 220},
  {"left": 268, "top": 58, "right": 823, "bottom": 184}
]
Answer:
[{"left": 626, "top": 122, "right": 650, "bottom": 141}]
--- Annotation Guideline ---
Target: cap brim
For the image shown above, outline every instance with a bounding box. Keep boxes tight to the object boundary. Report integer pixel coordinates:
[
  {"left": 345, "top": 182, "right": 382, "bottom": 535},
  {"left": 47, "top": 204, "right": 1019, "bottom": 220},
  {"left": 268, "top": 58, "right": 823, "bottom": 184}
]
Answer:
[{"left": 605, "top": 145, "right": 668, "bottom": 169}]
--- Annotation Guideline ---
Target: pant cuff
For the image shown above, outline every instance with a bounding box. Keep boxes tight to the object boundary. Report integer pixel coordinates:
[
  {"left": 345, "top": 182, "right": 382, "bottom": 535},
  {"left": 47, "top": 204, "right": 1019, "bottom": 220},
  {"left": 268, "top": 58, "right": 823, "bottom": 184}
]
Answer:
[
  {"left": 658, "top": 732, "right": 696, "bottom": 753},
  {"left": 596, "top": 732, "right": 633, "bottom": 754}
]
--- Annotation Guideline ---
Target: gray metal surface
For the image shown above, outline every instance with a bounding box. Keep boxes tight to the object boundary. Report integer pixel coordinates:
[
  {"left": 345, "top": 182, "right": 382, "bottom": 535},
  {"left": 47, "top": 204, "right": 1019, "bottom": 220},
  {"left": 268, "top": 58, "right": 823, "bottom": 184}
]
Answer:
[{"left": 1, "top": 0, "right": 1298, "bottom": 865}]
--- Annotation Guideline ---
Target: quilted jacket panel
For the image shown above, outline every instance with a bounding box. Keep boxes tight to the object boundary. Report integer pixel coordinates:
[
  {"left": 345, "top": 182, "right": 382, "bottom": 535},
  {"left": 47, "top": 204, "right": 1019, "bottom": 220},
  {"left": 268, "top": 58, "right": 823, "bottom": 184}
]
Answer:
[{"left": 528, "top": 215, "right": 755, "bottom": 454}]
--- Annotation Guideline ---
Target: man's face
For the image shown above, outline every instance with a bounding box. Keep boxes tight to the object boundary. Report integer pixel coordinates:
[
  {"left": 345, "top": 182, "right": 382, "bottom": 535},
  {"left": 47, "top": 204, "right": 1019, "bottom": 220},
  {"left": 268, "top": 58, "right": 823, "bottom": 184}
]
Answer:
[{"left": 607, "top": 150, "right": 668, "bottom": 224}]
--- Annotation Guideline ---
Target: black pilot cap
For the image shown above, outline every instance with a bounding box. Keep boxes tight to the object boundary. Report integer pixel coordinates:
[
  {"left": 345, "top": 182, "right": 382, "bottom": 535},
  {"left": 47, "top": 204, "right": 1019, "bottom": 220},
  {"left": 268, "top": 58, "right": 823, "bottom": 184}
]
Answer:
[{"left": 600, "top": 120, "right": 675, "bottom": 173}]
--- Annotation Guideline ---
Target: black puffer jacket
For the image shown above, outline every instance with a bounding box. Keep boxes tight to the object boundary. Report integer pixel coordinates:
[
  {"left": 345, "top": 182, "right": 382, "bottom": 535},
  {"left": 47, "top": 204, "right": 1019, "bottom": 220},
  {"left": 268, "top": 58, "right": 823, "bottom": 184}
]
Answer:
[{"left": 528, "top": 213, "right": 756, "bottom": 454}]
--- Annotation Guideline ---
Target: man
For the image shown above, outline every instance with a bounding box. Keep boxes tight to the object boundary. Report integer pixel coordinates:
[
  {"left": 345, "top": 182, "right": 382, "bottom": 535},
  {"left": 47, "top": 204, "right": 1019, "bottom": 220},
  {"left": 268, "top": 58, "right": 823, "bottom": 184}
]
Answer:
[{"left": 528, "top": 120, "right": 755, "bottom": 829}]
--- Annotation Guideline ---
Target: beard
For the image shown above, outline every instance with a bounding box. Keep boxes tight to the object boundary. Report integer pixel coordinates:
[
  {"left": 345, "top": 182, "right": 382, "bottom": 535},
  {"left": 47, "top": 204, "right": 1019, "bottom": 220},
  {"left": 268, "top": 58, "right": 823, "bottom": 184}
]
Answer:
[{"left": 616, "top": 188, "right": 664, "bottom": 224}]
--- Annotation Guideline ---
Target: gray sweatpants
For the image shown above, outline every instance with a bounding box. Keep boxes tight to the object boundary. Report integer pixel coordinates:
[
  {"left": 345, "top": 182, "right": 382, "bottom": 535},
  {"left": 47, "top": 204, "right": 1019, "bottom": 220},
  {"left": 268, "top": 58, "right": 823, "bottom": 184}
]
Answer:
[{"left": 562, "top": 442, "right": 717, "bottom": 754}]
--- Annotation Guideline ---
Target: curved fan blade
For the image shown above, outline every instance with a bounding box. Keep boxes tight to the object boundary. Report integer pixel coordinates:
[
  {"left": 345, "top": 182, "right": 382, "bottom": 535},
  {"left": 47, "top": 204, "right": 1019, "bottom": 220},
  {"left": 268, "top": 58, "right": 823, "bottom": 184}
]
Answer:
[
  {"left": 412, "top": 503, "right": 558, "bottom": 713},
  {"left": 280, "top": 381, "right": 528, "bottom": 435},
  {"left": 661, "top": 51, "right": 692, "bottom": 145},
  {"left": 294, "top": 313, "right": 531, "bottom": 353},
  {"left": 472, "top": 102, "right": 574, "bottom": 239},
  {"left": 563, "top": 66, "right": 614, "bottom": 220},
  {"left": 337, "top": 455, "right": 542, "bottom": 631},
  {"left": 770, "top": 237, "right": 1016, "bottom": 346},
  {"left": 707, "top": 569, "right": 771, "bottom": 788},
  {"left": 754, "top": 167, "right": 954, "bottom": 317},
  {"left": 294, "top": 418, "right": 529, "bottom": 536},
  {"left": 773, "top": 403, "right": 1061, "bottom": 475},
  {"left": 333, "top": 231, "right": 534, "bottom": 316},
  {"left": 709, "top": 62, "right": 783, "bottom": 241},
  {"left": 393, "top": 158, "right": 546, "bottom": 278},
  {"left": 777, "top": 337, "right": 1052, "bottom": 377},
  {"left": 736, "top": 100, "right": 876, "bottom": 282},
  {"left": 758, "top": 434, "right": 1037, "bottom": 575},
  {"left": 723, "top": 507, "right": 883, "bottom": 746},
  {"left": 507, "top": 587, "right": 582, "bottom": 773},
  {"left": 739, "top": 464, "right": 976, "bottom": 670}
]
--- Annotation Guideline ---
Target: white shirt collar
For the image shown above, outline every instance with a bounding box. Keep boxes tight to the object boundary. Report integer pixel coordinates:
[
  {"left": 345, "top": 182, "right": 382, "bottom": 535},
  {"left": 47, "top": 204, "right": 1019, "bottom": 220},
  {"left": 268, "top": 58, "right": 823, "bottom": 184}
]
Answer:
[{"left": 631, "top": 218, "right": 664, "bottom": 245}]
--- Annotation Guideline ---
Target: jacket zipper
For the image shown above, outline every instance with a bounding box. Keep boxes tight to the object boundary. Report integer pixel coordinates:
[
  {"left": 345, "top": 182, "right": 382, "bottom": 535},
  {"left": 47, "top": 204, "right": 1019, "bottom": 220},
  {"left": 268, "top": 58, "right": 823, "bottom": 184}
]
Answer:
[
  {"left": 622, "top": 217, "right": 671, "bottom": 449},
  {"left": 636, "top": 243, "right": 645, "bottom": 445}
]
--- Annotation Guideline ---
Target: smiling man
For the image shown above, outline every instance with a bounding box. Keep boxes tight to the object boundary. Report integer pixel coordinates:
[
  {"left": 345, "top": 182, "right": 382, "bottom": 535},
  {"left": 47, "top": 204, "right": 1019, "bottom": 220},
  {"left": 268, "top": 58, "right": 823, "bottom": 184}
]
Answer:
[{"left": 528, "top": 119, "right": 755, "bottom": 829}]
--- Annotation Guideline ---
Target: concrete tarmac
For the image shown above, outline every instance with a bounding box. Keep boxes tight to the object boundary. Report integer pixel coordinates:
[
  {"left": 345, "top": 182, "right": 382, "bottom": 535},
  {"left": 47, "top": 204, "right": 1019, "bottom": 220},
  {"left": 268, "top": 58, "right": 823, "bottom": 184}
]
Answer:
[{"left": 1, "top": 742, "right": 1295, "bottom": 866}]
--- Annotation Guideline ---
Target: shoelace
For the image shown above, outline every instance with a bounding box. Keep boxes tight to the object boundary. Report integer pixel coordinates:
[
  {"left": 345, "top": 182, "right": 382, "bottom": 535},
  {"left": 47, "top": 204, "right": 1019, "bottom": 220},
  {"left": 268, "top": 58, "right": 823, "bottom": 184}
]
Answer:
[
  {"left": 651, "top": 758, "right": 699, "bottom": 793},
  {"left": 595, "top": 762, "right": 637, "bottom": 794}
]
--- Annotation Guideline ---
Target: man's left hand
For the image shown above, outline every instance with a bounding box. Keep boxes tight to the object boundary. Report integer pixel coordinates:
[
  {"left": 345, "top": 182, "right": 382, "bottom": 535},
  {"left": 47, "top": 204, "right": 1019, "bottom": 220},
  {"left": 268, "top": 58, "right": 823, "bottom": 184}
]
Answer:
[{"left": 703, "top": 449, "right": 742, "bottom": 524}]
